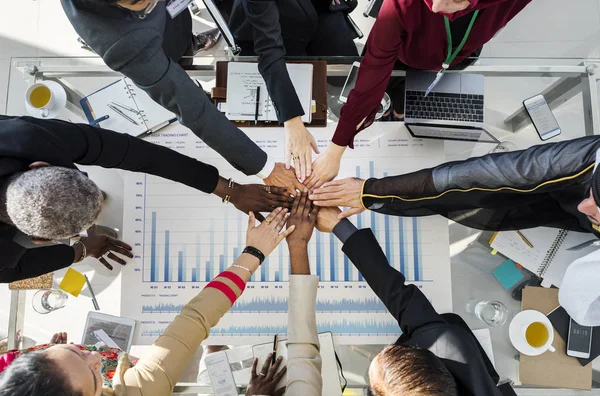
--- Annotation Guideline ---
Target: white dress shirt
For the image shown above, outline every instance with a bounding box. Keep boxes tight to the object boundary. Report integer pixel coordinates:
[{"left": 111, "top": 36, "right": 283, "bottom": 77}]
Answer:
[{"left": 286, "top": 274, "right": 323, "bottom": 395}]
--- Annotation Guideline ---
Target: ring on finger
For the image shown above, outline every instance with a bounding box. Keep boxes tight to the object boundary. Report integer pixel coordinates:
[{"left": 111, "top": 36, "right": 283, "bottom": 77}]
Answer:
[
  {"left": 259, "top": 372, "right": 267, "bottom": 377},
  {"left": 265, "top": 185, "right": 271, "bottom": 193},
  {"left": 276, "top": 225, "right": 283, "bottom": 231}
]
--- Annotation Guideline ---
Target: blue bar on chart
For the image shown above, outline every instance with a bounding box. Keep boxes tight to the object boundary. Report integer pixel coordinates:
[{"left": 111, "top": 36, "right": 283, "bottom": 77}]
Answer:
[
  {"left": 209, "top": 220, "right": 214, "bottom": 281},
  {"left": 150, "top": 212, "right": 157, "bottom": 282},
  {"left": 178, "top": 251, "right": 185, "bottom": 282},
  {"left": 194, "top": 237, "right": 201, "bottom": 282},
  {"left": 412, "top": 217, "right": 421, "bottom": 281},
  {"left": 316, "top": 232, "right": 322, "bottom": 278},
  {"left": 164, "top": 230, "right": 170, "bottom": 282},
  {"left": 261, "top": 257, "right": 270, "bottom": 282},
  {"left": 329, "top": 233, "right": 337, "bottom": 281},
  {"left": 399, "top": 217, "right": 406, "bottom": 275}
]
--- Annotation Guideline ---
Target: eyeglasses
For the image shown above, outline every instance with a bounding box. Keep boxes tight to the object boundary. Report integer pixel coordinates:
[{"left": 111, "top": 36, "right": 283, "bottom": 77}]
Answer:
[{"left": 120, "top": 0, "right": 160, "bottom": 20}]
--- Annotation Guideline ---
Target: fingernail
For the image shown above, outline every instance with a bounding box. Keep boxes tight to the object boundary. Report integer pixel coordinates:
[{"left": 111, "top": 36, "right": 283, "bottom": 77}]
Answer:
[
  {"left": 309, "top": 195, "right": 314, "bottom": 199},
  {"left": 278, "top": 356, "right": 283, "bottom": 360}
]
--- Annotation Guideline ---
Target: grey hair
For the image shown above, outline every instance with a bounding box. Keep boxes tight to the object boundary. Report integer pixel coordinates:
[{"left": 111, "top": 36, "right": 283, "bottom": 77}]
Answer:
[{"left": 6, "top": 167, "right": 103, "bottom": 240}]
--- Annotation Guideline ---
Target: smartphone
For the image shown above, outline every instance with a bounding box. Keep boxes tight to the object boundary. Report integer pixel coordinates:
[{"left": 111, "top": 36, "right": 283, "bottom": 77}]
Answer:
[
  {"left": 205, "top": 351, "right": 238, "bottom": 396},
  {"left": 523, "top": 94, "right": 561, "bottom": 140},
  {"left": 340, "top": 61, "right": 360, "bottom": 103},
  {"left": 567, "top": 318, "right": 592, "bottom": 359}
]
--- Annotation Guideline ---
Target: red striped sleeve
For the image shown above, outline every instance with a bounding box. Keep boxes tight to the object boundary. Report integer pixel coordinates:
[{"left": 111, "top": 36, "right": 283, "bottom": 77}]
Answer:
[
  {"left": 218, "top": 271, "right": 246, "bottom": 292},
  {"left": 205, "top": 281, "right": 237, "bottom": 304}
]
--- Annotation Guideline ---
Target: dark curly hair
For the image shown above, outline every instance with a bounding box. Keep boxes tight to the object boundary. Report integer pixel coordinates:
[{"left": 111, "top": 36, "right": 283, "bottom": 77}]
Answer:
[
  {"left": 0, "top": 352, "right": 83, "bottom": 396},
  {"left": 368, "top": 344, "right": 458, "bottom": 396}
]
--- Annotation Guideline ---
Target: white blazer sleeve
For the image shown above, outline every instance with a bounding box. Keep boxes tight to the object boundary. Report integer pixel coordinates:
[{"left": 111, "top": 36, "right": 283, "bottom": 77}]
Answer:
[{"left": 286, "top": 274, "right": 322, "bottom": 395}]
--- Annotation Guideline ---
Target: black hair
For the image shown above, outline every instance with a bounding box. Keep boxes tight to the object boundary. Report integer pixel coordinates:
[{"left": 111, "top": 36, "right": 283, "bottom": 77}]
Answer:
[
  {"left": 368, "top": 344, "right": 458, "bottom": 396},
  {"left": 0, "top": 352, "right": 83, "bottom": 396}
]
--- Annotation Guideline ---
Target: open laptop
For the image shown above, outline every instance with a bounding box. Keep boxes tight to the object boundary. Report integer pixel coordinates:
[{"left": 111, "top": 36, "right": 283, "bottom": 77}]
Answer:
[{"left": 404, "top": 69, "right": 498, "bottom": 143}]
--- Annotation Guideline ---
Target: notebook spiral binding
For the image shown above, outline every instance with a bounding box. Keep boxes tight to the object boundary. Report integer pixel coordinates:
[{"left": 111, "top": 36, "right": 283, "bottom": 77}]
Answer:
[
  {"left": 123, "top": 81, "right": 148, "bottom": 124},
  {"left": 537, "top": 229, "right": 569, "bottom": 276}
]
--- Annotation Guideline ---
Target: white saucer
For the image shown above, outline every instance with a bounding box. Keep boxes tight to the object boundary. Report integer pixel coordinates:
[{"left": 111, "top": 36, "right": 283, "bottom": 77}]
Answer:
[
  {"left": 25, "top": 80, "right": 68, "bottom": 119},
  {"left": 509, "top": 310, "right": 552, "bottom": 356}
]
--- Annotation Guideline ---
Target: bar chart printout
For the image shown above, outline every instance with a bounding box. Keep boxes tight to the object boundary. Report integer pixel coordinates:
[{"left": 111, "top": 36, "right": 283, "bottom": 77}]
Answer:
[{"left": 121, "top": 127, "right": 451, "bottom": 345}]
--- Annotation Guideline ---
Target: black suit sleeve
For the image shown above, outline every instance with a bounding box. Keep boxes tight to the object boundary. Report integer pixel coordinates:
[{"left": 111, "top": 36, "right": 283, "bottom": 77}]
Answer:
[
  {"left": 241, "top": 0, "right": 305, "bottom": 123},
  {"left": 0, "top": 245, "right": 74, "bottom": 283},
  {"left": 10, "top": 117, "right": 220, "bottom": 194},
  {"left": 342, "top": 228, "right": 445, "bottom": 336}
]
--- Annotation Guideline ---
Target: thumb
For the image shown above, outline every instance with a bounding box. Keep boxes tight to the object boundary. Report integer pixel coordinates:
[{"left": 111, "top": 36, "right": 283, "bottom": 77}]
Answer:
[
  {"left": 339, "top": 207, "right": 364, "bottom": 219},
  {"left": 248, "top": 212, "right": 256, "bottom": 231},
  {"left": 311, "top": 138, "right": 320, "bottom": 154}
]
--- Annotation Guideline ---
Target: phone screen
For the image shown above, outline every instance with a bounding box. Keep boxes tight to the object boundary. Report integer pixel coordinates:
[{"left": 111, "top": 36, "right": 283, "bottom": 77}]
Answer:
[
  {"left": 341, "top": 64, "right": 360, "bottom": 101},
  {"left": 524, "top": 95, "right": 561, "bottom": 140},
  {"left": 568, "top": 319, "right": 592, "bottom": 354}
]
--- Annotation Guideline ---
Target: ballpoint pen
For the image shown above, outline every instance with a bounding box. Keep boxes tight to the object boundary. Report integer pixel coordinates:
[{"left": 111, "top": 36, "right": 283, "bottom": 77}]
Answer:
[
  {"left": 515, "top": 230, "right": 534, "bottom": 248},
  {"left": 271, "top": 334, "right": 278, "bottom": 365},
  {"left": 90, "top": 114, "right": 109, "bottom": 126},
  {"left": 84, "top": 274, "right": 100, "bottom": 311},
  {"left": 111, "top": 101, "right": 140, "bottom": 114},
  {"left": 108, "top": 103, "right": 139, "bottom": 126},
  {"left": 254, "top": 86, "right": 261, "bottom": 125},
  {"left": 136, "top": 117, "right": 178, "bottom": 138}
]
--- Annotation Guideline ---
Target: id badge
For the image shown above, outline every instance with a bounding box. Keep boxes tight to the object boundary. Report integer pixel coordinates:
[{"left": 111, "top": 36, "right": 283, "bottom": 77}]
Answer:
[
  {"left": 167, "top": 0, "right": 193, "bottom": 19},
  {"left": 425, "top": 71, "right": 445, "bottom": 97}
]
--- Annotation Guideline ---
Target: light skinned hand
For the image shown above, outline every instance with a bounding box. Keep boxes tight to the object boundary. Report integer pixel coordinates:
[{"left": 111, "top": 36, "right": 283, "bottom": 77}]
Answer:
[
  {"left": 264, "top": 163, "right": 307, "bottom": 193},
  {"left": 310, "top": 177, "right": 366, "bottom": 219},
  {"left": 316, "top": 206, "right": 342, "bottom": 233},
  {"left": 246, "top": 208, "right": 294, "bottom": 257},
  {"left": 304, "top": 143, "right": 346, "bottom": 189},
  {"left": 284, "top": 117, "right": 320, "bottom": 182}
]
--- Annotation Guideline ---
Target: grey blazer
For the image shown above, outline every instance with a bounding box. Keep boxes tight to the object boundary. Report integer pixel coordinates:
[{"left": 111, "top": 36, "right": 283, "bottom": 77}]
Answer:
[{"left": 61, "top": 0, "right": 268, "bottom": 176}]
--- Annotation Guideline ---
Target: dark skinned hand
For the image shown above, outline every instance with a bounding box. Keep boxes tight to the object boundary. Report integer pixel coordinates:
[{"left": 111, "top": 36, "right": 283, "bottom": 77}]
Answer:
[
  {"left": 230, "top": 184, "right": 294, "bottom": 222},
  {"left": 246, "top": 354, "right": 287, "bottom": 396},
  {"left": 263, "top": 162, "right": 307, "bottom": 194},
  {"left": 80, "top": 226, "right": 134, "bottom": 270},
  {"left": 286, "top": 193, "right": 318, "bottom": 248}
]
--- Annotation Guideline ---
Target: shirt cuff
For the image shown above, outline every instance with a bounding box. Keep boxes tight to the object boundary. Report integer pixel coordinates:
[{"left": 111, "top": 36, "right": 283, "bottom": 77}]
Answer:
[
  {"left": 332, "top": 118, "right": 357, "bottom": 149},
  {"left": 256, "top": 157, "right": 276, "bottom": 180},
  {"left": 332, "top": 219, "right": 358, "bottom": 244}
]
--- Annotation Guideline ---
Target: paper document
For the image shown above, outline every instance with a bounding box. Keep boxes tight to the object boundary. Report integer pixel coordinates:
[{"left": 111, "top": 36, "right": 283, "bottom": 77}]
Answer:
[
  {"left": 226, "top": 62, "right": 313, "bottom": 123},
  {"left": 472, "top": 328, "right": 495, "bottom": 368}
]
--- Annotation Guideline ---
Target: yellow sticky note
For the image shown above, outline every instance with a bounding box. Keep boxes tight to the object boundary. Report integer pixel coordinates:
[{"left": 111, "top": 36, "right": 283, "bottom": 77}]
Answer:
[
  {"left": 58, "top": 268, "right": 86, "bottom": 297},
  {"left": 491, "top": 248, "right": 498, "bottom": 255}
]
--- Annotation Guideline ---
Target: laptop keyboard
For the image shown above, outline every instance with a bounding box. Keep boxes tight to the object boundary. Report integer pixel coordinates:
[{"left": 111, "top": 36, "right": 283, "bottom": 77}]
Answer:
[{"left": 405, "top": 91, "right": 484, "bottom": 123}]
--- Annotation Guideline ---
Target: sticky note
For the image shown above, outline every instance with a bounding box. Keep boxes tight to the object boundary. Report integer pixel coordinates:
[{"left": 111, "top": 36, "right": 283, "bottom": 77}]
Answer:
[
  {"left": 492, "top": 259, "right": 525, "bottom": 290},
  {"left": 491, "top": 248, "right": 498, "bottom": 255},
  {"left": 58, "top": 268, "right": 86, "bottom": 297}
]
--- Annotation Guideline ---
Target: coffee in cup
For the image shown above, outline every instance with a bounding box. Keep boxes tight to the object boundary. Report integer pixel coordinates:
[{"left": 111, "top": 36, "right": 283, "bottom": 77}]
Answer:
[{"left": 509, "top": 310, "right": 556, "bottom": 356}]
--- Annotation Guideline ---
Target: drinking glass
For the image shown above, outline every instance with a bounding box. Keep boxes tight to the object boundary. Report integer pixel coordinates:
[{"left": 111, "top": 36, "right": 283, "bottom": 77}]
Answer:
[
  {"left": 466, "top": 299, "right": 509, "bottom": 327},
  {"left": 32, "top": 289, "right": 68, "bottom": 314}
]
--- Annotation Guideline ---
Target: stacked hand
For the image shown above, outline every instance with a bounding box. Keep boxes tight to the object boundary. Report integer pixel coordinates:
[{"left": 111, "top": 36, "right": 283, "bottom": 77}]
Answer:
[
  {"left": 286, "top": 192, "right": 318, "bottom": 248},
  {"left": 246, "top": 208, "right": 295, "bottom": 257},
  {"left": 310, "top": 177, "right": 365, "bottom": 219},
  {"left": 284, "top": 117, "right": 320, "bottom": 183},
  {"left": 246, "top": 354, "right": 287, "bottom": 396},
  {"left": 230, "top": 184, "right": 294, "bottom": 222},
  {"left": 264, "top": 163, "right": 306, "bottom": 193},
  {"left": 80, "top": 226, "right": 134, "bottom": 270},
  {"left": 304, "top": 143, "right": 346, "bottom": 189}
]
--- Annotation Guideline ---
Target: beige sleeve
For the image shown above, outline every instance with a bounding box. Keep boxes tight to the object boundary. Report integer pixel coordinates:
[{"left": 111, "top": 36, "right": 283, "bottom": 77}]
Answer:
[
  {"left": 121, "top": 276, "right": 243, "bottom": 396},
  {"left": 286, "top": 275, "right": 322, "bottom": 395}
]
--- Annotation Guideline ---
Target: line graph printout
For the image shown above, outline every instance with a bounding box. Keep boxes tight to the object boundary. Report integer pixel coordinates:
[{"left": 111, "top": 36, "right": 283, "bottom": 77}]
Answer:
[{"left": 122, "top": 125, "right": 452, "bottom": 345}]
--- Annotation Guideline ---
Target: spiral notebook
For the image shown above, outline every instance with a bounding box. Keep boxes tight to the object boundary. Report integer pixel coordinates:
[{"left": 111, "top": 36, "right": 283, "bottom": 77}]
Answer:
[
  {"left": 80, "top": 78, "right": 176, "bottom": 136},
  {"left": 225, "top": 62, "right": 313, "bottom": 123},
  {"left": 489, "top": 228, "right": 597, "bottom": 287}
]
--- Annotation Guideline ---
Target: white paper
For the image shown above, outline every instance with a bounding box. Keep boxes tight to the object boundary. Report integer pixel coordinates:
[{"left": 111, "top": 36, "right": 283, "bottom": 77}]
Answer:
[
  {"left": 121, "top": 126, "right": 452, "bottom": 345},
  {"left": 472, "top": 328, "right": 495, "bottom": 368},
  {"left": 91, "top": 329, "right": 120, "bottom": 349},
  {"left": 226, "top": 62, "right": 313, "bottom": 123},
  {"left": 166, "top": 0, "right": 193, "bottom": 18},
  {"left": 205, "top": 351, "right": 238, "bottom": 396}
]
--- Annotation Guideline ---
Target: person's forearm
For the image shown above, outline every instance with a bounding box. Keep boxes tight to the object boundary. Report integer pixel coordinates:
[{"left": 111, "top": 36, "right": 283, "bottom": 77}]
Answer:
[
  {"left": 289, "top": 244, "right": 310, "bottom": 275},
  {"left": 227, "top": 253, "right": 261, "bottom": 282},
  {"left": 0, "top": 246, "right": 74, "bottom": 283}
]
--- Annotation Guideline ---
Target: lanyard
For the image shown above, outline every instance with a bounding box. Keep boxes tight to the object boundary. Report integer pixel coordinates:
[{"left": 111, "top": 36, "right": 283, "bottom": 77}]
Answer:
[{"left": 425, "top": 10, "right": 480, "bottom": 97}]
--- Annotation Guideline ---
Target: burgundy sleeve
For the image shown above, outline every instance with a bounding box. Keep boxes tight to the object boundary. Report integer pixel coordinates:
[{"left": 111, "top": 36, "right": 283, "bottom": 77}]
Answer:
[{"left": 332, "top": 0, "right": 404, "bottom": 148}]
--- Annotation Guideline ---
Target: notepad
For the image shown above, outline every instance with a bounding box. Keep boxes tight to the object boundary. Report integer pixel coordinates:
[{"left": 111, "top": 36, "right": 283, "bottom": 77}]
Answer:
[
  {"left": 489, "top": 228, "right": 598, "bottom": 287},
  {"left": 225, "top": 62, "right": 313, "bottom": 123},
  {"left": 58, "top": 268, "right": 86, "bottom": 297},
  {"left": 80, "top": 78, "right": 177, "bottom": 136},
  {"left": 492, "top": 259, "right": 525, "bottom": 290}
]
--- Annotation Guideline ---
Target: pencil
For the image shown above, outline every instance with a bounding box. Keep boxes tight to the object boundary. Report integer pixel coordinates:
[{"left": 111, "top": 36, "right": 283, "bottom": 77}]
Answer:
[
  {"left": 271, "top": 334, "right": 278, "bottom": 365},
  {"left": 84, "top": 274, "right": 100, "bottom": 311},
  {"left": 254, "top": 86, "right": 261, "bottom": 125},
  {"left": 515, "top": 230, "right": 533, "bottom": 248}
]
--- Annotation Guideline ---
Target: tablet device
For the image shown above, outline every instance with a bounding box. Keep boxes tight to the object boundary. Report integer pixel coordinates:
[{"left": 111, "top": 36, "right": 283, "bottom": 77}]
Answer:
[{"left": 81, "top": 312, "right": 136, "bottom": 353}]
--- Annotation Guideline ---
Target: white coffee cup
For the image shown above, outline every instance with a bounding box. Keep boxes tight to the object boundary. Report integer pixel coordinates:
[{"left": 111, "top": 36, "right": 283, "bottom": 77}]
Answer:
[
  {"left": 509, "top": 310, "right": 556, "bottom": 356},
  {"left": 25, "top": 82, "right": 60, "bottom": 118}
]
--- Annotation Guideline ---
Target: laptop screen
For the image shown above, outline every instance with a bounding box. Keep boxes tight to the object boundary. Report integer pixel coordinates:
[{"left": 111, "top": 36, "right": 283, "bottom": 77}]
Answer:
[{"left": 406, "top": 124, "right": 499, "bottom": 144}]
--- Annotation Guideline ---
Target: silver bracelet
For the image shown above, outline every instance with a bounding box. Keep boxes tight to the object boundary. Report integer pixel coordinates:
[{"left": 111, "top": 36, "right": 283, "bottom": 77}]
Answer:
[
  {"left": 231, "top": 263, "right": 253, "bottom": 275},
  {"left": 73, "top": 240, "right": 87, "bottom": 263}
]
